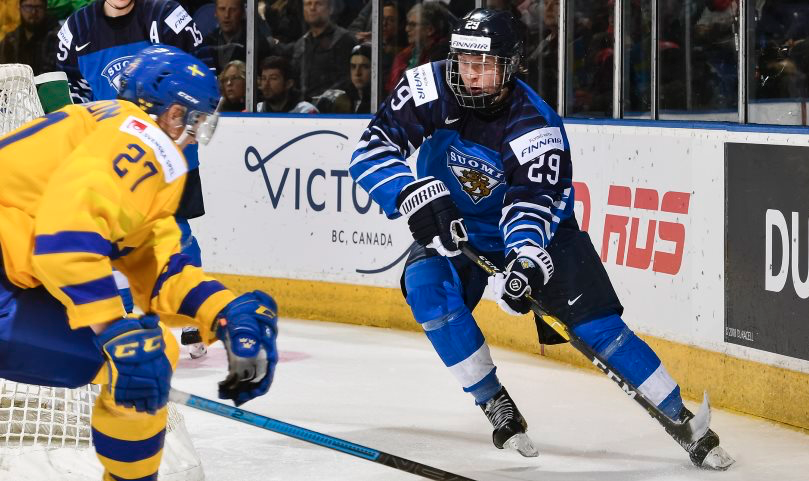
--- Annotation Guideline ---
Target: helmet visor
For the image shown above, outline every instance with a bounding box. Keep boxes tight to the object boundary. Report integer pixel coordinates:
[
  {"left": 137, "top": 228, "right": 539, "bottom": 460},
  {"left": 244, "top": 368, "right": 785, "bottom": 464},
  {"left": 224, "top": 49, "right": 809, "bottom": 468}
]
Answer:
[{"left": 185, "top": 109, "right": 219, "bottom": 146}]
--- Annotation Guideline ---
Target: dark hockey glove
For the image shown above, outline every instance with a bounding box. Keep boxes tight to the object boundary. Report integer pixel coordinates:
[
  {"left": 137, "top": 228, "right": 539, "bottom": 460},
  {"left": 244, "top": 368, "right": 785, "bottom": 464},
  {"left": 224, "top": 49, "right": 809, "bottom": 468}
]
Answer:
[
  {"left": 488, "top": 246, "right": 554, "bottom": 316},
  {"left": 396, "top": 177, "right": 468, "bottom": 257},
  {"left": 216, "top": 290, "right": 279, "bottom": 406}
]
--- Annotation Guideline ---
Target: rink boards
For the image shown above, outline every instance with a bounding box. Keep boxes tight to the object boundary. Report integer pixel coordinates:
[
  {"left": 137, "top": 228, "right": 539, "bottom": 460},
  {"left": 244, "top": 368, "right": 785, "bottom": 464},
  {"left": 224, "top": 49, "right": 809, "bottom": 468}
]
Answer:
[{"left": 194, "top": 113, "right": 809, "bottom": 431}]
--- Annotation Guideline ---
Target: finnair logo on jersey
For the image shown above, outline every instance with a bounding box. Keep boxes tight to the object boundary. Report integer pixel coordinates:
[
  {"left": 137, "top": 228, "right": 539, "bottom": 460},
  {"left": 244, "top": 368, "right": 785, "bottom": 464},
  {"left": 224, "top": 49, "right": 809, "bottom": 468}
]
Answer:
[
  {"left": 450, "top": 34, "right": 491, "bottom": 52},
  {"left": 405, "top": 64, "right": 438, "bottom": 106},
  {"left": 57, "top": 22, "right": 73, "bottom": 48},
  {"left": 509, "top": 127, "right": 564, "bottom": 165},
  {"left": 102, "top": 56, "right": 135, "bottom": 92},
  {"left": 166, "top": 5, "right": 193, "bottom": 34},
  {"left": 447, "top": 147, "right": 503, "bottom": 204}
]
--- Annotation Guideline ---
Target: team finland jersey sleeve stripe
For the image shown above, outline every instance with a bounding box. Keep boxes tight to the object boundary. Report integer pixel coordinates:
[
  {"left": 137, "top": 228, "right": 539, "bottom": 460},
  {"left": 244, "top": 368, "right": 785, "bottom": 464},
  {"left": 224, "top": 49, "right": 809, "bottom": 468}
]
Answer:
[
  {"left": 351, "top": 73, "right": 439, "bottom": 217},
  {"left": 34, "top": 231, "right": 113, "bottom": 256}
]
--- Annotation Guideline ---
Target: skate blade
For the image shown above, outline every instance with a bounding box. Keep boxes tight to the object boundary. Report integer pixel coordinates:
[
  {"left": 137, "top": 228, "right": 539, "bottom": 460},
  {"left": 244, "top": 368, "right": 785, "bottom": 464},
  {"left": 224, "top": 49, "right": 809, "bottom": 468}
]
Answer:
[
  {"left": 701, "top": 446, "right": 735, "bottom": 471},
  {"left": 503, "top": 433, "right": 539, "bottom": 458}
]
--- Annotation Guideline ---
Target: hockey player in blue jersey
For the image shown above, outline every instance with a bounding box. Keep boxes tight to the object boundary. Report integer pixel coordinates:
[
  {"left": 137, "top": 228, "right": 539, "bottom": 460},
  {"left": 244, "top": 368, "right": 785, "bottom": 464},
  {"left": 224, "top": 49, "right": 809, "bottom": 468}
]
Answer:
[
  {"left": 56, "top": 0, "right": 211, "bottom": 358},
  {"left": 350, "top": 8, "right": 734, "bottom": 470},
  {"left": 55, "top": 0, "right": 205, "bottom": 103}
]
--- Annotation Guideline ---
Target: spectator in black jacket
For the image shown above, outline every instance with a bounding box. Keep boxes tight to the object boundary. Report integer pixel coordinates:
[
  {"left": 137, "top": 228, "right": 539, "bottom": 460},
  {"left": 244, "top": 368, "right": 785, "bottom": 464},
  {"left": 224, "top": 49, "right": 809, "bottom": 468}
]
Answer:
[
  {"left": 204, "top": 0, "right": 270, "bottom": 73},
  {"left": 0, "top": 0, "right": 59, "bottom": 75},
  {"left": 292, "top": 0, "right": 356, "bottom": 101}
]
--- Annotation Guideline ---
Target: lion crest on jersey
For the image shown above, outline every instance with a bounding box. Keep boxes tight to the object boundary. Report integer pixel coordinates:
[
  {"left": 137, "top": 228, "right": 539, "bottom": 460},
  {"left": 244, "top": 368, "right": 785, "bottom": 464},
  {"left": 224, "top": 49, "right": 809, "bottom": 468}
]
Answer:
[
  {"left": 102, "top": 56, "right": 135, "bottom": 92},
  {"left": 446, "top": 146, "right": 503, "bottom": 203}
]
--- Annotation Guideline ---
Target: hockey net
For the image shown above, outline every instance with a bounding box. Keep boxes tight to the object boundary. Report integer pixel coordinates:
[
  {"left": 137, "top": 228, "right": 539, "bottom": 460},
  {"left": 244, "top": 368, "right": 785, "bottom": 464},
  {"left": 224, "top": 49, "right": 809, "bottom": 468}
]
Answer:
[{"left": 0, "top": 64, "right": 203, "bottom": 479}]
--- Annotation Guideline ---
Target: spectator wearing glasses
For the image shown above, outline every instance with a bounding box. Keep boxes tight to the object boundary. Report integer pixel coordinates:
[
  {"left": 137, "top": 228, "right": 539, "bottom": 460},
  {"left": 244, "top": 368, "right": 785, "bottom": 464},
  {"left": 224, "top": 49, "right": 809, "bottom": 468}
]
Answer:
[
  {"left": 386, "top": 2, "right": 454, "bottom": 93},
  {"left": 292, "top": 0, "right": 356, "bottom": 101},
  {"left": 256, "top": 55, "right": 318, "bottom": 113},
  {"left": 0, "top": 0, "right": 59, "bottom": 74},
  {"left": 219, "top": 59, "right": 247, "bottom": 111}
]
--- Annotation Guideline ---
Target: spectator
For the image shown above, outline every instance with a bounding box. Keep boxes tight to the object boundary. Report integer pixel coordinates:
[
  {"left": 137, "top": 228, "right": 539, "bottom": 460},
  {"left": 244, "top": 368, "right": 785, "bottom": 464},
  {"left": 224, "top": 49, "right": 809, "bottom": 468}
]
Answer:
[
  {"left": 347, "top": 0, "right": 404, "bottom": 93},
  {"left": 292, "top": 0, "right": 356, "bottom": 101},
  {"left": 345, "top": 42, "right": 370, "bottom": 113},
  {"left": 525, "top": 0, "right": 559, "bottom": 109},
  {"left": 386, "top": 2, "right": 453, "bottom": 93},
  {"left": 220, "top": 59, "right": 246, "bottom": 111},
  {"left": 265, "top": 0, "right": 304, "bottom": 44},
  {"left": 0, "top": 0, "right": 59, "bottom": 75},
  {"left": 204, "top": 0, "right": 271, "bottom": 73},
  {"left": 256, "top": 55, "right": 318, "bottom": 113}
]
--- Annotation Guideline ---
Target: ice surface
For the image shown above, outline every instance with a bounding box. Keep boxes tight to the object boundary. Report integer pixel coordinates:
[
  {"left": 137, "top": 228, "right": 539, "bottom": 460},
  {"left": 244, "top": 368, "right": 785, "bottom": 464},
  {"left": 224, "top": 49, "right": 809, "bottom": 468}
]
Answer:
[{"left": 4, "top": 318, "right": 809, "bottom": 481}]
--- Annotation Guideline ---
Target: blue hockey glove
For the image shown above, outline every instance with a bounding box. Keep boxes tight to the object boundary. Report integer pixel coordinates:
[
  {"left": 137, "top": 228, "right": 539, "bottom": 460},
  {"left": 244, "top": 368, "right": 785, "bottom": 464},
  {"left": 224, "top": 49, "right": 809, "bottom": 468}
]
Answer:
[
  {"left": 94, "top": 315, "right": 172, "bottom": 414},
  {"left": 488, "top": 246, "right": 554, "bottom": 315},
  {"left": 216, "top": 290, "right": 278, "bottom": 406},
  {"left": 396, "top": 177, "right": 469, "bottom": 257}
]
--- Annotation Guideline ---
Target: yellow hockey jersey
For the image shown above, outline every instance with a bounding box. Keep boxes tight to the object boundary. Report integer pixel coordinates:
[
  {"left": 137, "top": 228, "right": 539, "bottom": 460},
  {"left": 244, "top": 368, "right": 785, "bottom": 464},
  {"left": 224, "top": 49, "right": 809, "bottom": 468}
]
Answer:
[{"left": 0, "top": 100, "right": 234, "bottom": 341}]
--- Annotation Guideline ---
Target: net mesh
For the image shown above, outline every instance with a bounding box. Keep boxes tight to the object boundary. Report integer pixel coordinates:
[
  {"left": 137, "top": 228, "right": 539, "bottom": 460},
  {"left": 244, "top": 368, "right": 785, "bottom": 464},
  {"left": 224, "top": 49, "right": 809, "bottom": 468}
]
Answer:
[
  {"left": 0, "top": 63, "right": 45, "bottom": 133},
  {"left": 0, "top": 384, "right": 96, "bottom": 448}
]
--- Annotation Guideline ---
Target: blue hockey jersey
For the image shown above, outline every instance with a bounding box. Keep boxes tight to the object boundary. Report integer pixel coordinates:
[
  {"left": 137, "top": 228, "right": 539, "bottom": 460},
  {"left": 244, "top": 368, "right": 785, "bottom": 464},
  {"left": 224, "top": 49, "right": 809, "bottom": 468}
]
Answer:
[
  {"left": 350, "top": 60, "right": 575, "bottom": 255},
  {"left": 55, "top": 0, "right": 204, "bottom": 103}
]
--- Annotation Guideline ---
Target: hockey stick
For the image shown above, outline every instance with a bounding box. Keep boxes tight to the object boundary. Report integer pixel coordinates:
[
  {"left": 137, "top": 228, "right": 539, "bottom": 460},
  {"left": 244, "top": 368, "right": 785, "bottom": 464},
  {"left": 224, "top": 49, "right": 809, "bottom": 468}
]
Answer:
[
  {"left": 459, "top": 245, "right": 711, "bottom": 447},
  {"left": 169, "top": 389, "right": 478, "bottom": 481}
]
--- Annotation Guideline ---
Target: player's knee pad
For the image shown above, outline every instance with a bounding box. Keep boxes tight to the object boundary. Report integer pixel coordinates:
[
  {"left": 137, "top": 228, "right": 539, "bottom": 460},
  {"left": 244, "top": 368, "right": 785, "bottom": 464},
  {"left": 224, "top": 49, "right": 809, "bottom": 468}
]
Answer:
[
  {"left": 573, "top": 314, "right": 683, "bottom": 418},
  {"left": 404, "top": 257, "right": 466, "bottom": 324}
]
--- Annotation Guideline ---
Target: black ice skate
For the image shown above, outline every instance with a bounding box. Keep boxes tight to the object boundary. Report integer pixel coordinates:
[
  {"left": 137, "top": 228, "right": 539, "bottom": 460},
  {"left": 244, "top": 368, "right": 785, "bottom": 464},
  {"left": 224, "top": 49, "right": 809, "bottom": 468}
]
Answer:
[
  {"left": 181, "top": 327, "right": 207, "bottom": 359},
  {"left": 480, "top": 387, "right": 538, "bottom": 457},
  {"left": 672, "top": 406, "right": 735, "bottom": 470}
]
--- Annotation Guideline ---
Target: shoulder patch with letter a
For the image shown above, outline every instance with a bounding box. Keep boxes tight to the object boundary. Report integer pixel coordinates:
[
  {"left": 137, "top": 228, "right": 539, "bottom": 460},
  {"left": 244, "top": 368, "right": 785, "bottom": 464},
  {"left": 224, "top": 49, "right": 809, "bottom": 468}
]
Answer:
[
  {"left": 508, "top": 127, "right": 564, "bottom": 165},
  {"left": 405, "top": 63, "right": 439, "bottom": 107},
  {"left": 119, "top": 116, "right": 187, "bottom": 183}
]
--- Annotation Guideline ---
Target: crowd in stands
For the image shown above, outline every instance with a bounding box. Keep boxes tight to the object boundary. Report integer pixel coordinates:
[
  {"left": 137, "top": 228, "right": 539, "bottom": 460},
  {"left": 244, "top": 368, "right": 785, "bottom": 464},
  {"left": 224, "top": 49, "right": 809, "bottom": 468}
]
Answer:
[{"left": 0, "top": 0, "right": 808, "bottom": 117}]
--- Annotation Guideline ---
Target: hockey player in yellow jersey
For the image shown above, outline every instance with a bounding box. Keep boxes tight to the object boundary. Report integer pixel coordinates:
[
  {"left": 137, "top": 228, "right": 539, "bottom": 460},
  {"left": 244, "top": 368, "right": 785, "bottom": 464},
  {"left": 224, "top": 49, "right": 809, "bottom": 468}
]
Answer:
[{"left": 0, "top": 45, "right": 279, "bottom": 481}]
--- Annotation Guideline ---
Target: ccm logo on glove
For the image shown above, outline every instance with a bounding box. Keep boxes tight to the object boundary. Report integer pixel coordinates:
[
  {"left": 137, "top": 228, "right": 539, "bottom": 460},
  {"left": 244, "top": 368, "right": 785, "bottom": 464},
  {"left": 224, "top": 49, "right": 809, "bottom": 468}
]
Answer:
[{"left": 112, "top": 335, "right": 164, "bottom": 357}]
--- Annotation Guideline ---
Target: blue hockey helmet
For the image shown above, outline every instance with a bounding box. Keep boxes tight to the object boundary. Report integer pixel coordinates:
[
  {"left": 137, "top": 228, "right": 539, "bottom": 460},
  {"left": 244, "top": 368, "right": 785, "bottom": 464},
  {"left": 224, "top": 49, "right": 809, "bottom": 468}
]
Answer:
[{"left": 119, "top": 45, "right": 221, "bottom": 144}]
